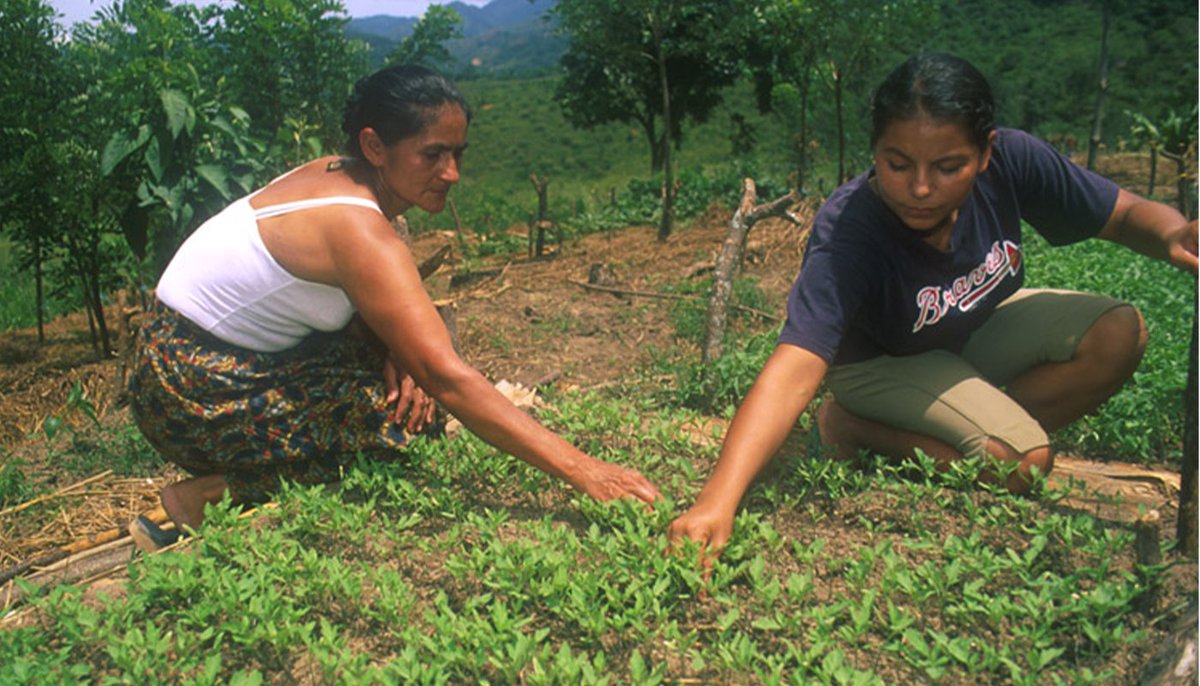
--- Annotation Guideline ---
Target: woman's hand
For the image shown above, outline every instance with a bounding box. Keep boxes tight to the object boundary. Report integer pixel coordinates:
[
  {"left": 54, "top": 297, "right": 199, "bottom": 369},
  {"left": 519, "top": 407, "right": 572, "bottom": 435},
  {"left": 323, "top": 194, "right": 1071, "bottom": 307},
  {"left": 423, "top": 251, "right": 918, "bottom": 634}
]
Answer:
[
  {"left": 572, "top": 457, "right": 662, "bottom": 504},
  {"left": 383, "top": 357, "right": 436, "bottom": 433}
]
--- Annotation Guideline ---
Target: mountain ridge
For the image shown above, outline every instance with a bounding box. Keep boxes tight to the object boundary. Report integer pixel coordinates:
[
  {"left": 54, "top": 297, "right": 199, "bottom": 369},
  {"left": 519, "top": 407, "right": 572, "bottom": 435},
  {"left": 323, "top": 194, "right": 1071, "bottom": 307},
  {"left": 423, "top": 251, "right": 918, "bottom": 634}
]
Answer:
[{"left": 346, "top": 0, "right": 562, "bottom": 75}]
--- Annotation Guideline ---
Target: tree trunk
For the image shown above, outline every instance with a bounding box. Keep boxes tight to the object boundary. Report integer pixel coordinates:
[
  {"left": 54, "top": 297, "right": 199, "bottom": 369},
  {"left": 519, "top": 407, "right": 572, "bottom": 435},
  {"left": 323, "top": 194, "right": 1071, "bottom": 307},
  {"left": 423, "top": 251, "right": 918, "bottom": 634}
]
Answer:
[
  {"left": 1086, "top": 0, "right": 1110, "bottom": 171},
  {"left": 796, "top": 67, "right": 811, "bottom": 192},
  {"left": 643, "top": 119, "right": 662, "bottom": 173},
  {"left": 833, "top": 68, "right": 846, "bottom": 184},
  {"left": 702, "top": 180, "right": 800, "bottom": 370},
  {"left": 1148, "top": 146, "right": 1158, "bottom": 196},
  {"left": 34, "top": 235, "right": 45, "bottom": 344},
  {"left": 655, "top": 26, "right": 675, "bottom": 242},
  {"left": 88, "top": 259, "right": 112, "bottom": 356},
  {"left": 529, "top": 174, "right": 550, "bottom": 258}
]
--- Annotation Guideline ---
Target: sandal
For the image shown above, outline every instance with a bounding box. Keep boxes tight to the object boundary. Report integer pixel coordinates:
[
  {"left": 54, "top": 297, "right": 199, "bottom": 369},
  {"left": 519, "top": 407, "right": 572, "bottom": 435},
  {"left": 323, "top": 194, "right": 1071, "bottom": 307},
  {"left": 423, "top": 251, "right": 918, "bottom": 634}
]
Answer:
[{"left": 128, "top": 515, "right": 182, "bottom": 553}]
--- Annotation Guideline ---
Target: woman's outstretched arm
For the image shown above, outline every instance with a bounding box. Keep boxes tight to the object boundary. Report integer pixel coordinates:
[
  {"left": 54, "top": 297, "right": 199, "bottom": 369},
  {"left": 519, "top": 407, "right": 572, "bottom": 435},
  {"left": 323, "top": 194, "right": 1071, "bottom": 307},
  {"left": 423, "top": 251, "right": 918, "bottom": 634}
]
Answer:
[
  {"left": 329, "top": 215, "right": 662, "bottom": 504},
  {"left": 668, "top": 344, "right": 828, "bottom": 552}
]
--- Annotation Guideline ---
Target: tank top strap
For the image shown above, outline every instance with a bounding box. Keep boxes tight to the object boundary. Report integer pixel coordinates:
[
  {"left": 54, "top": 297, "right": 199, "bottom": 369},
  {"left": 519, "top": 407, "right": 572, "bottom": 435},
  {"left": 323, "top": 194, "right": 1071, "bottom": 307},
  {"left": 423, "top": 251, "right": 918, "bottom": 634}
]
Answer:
[{"left": 252, "top": 196, "right": 383, "bottom": 219}]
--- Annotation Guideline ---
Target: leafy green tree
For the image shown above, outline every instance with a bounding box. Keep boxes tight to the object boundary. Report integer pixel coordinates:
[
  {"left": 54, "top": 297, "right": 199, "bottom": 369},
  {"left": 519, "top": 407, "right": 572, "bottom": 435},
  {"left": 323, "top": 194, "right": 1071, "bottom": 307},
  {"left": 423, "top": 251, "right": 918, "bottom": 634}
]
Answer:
[
  {"left": 0, "top": 0, "right": 67, "bottom": 341},
  {"left": 73, "top": 0, "right": 264, "bottom": 278},
  {"left": 742, "top": 0, "right": 824, "bottom": 191},
  {"left": 213, "top": 0, "right": 368, "bottom": 157},
  {"left": 553, "top": 0, "right": 741, "bottom": 240},
  {"left": 100, "top": 87, "right": 267, "bottom": 276},
  {"left": 387, "top": 4, "right": 463, "bottom": 68},
  {"left": 812, "top": 0, "right": 932, "bottom": 183}
]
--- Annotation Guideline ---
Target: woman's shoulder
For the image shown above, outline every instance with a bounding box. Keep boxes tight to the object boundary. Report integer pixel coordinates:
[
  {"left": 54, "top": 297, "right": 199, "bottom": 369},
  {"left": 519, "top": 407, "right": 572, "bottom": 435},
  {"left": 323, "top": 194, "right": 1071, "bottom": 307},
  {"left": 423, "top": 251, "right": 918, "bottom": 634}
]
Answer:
[{"left": 253, "top": 157, "right": 379, "bottom": 210}]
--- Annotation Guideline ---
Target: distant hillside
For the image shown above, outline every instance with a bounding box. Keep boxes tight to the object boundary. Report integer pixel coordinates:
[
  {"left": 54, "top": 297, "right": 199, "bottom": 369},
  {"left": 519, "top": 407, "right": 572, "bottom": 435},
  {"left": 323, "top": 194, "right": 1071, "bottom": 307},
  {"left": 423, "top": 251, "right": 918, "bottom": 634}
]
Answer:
[{"left": 346, "top": 0, "right": 563, "bottom": 75}]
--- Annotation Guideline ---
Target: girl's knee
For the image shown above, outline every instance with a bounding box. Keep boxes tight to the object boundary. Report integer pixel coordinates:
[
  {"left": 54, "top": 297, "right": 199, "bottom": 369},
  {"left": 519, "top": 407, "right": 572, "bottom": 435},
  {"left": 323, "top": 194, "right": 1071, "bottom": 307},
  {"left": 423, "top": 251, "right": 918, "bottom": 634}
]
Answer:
[
  {"left": 1084, "top": 305, "right": 1147, "bottom": 368},
  {"left": 1007, "top": 446, "right": 1053, "bottom": 494},
  {"left": 984, "top": 439, "right": 1053, "bottom": 494}
]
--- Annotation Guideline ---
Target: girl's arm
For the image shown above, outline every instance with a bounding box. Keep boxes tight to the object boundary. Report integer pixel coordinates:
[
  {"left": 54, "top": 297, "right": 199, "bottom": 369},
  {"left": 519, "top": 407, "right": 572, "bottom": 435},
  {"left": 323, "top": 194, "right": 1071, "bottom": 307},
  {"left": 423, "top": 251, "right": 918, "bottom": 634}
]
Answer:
[
  {"left": 328, "top": 217, "right": 662, "bottom": 504},
  {"left": 668, "top": 344, "right": 828, "bottom": 551},
  {"left": 1097, "top": 188, "right": 1198, "bottom": 274}
]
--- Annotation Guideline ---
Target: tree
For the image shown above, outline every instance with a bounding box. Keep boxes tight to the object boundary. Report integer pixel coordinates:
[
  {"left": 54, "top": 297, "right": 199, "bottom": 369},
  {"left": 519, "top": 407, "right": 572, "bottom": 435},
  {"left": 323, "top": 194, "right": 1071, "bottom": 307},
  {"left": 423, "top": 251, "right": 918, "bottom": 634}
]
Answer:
[
  {"left": 812, "top": 0, "right": 932, "bottom": 183},
  {"left": 0, "top": 0, "right": 67, "bottom": 341},
  {"left": 1086, "top": 0, "right": 1112, "bottom": 171},
  {"left": 213, "top": 0, "right": 368, "bottom": 157},
  {"left": 743, "top": 0, "right": 824, "bottom": 191},
  {"left": 387, "top": 4, "right": 462, "bottom": 68},
  {"left": 553, "top": 0, "right": 741, "bottom": 239}
]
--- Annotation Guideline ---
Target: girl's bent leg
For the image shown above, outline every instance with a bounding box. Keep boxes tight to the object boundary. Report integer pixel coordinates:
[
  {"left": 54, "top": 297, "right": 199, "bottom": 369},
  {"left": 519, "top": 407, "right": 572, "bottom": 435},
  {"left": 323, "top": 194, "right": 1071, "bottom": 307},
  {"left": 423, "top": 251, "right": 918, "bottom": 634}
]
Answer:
[
  {"left": 818, "top": 398, "right": 1052, "bottom": 494},
  {"left": 1005, "top": 305, "right": 1147, "bottom": 431},
  {"left": 161, "top": 474, "right": 230, "bottom": 532}
]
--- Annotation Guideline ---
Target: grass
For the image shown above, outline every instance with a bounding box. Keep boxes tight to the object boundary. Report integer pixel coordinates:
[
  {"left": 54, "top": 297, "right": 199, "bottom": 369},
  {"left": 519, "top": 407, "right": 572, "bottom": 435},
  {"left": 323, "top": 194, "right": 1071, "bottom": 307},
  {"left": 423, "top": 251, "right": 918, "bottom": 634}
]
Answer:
[{"left": 2, "top": 393, "right": 1187, "bottom": 684}]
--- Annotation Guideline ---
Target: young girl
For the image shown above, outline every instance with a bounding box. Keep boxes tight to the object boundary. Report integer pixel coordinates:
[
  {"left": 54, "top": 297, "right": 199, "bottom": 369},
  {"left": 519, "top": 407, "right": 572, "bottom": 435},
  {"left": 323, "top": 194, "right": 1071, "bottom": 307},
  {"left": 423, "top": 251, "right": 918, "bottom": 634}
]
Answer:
[
  {"left": 668, "top": 52, "right": 1196, "bottom": 553},
  {"left": 130, "top": 65, "right": 661, "bottom": 550}
]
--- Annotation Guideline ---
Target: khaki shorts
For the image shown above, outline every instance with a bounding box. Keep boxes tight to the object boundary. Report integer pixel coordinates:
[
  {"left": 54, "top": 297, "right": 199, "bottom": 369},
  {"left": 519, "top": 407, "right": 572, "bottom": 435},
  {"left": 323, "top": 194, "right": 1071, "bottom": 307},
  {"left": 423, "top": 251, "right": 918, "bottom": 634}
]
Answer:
[{"left": 825, "top": 289, "right": 1129, "bottom": 458}]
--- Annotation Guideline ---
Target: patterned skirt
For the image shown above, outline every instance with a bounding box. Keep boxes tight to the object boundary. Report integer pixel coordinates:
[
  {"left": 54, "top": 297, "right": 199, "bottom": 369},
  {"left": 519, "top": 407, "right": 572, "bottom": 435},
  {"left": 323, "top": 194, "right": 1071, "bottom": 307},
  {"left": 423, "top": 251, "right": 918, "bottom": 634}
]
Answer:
[{"left": 129, "top": 301, "right": 413, "bottom": 504}]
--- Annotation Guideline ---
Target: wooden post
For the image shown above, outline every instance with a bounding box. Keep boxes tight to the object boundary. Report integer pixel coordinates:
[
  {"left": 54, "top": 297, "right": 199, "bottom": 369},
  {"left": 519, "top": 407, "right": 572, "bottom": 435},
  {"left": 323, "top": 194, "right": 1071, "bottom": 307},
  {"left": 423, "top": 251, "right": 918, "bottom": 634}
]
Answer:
[
  {"left": 701, "top": 180, "right": 801, "bottom": 368},
  {"left": 1134, "top": 509, "right": 1161, "bottom": 615},
  {"left": 529, "top": 174, "right": 550, "bottom": 258},
  {"left": 1178, "top": 302, "right": 1197, "bottom": 558}
]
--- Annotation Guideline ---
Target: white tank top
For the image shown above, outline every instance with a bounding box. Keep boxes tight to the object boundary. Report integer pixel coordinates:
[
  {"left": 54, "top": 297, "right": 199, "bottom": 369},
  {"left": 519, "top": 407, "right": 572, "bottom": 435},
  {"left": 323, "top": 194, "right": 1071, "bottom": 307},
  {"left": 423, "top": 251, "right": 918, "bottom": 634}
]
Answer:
[{"left": 156, "top": 193, "right": 383, "bottom": 352}]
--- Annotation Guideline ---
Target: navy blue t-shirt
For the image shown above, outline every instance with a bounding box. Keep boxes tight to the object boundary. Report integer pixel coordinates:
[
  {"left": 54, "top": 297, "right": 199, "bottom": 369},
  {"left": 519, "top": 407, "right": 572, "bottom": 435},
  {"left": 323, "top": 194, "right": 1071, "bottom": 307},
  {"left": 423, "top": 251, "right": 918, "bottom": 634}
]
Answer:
[{"left": 778, "top": 128, "right": 1120, "bottom": 365}]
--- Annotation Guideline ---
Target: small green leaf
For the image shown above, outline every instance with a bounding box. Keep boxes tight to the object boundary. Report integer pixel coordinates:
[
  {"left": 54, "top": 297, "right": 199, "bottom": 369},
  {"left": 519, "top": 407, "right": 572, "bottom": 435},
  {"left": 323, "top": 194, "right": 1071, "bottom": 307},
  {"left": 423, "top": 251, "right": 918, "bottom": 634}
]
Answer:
[
  {"left": 161, "top": 89, "right": 190, "bottom": 139},
  {"left": 196, "top": 164, "right": 231, "bottom": 199},
  {"left": 42, "top": 416, "right": 62, "bottom": 440}
]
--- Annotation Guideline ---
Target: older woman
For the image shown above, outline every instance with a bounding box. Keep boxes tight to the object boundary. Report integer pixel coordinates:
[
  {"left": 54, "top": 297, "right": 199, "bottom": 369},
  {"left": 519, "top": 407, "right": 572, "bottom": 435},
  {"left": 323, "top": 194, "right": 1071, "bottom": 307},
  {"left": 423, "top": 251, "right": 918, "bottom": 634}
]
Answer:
[{"left": 130, "top": 65, "right": 660, "bottom": 550}]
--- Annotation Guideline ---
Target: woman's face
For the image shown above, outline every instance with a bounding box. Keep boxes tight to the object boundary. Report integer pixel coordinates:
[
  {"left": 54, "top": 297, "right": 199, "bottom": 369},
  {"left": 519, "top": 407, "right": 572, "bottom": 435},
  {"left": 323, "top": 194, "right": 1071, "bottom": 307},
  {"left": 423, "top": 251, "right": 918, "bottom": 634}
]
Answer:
[
  {"left": 375, "top": 104, "right": 469, "bottom": 214},
  {"left": 872, "top": 115, "right": 994, "bottom": 243}
]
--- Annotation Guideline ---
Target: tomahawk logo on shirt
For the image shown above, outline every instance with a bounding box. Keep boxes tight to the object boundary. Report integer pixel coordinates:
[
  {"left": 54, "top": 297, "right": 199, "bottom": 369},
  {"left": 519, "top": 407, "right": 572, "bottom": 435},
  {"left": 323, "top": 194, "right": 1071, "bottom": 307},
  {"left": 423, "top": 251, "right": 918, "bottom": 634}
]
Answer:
[{"left": 911, "top": 240, "right": 1023, "bottom": 333}]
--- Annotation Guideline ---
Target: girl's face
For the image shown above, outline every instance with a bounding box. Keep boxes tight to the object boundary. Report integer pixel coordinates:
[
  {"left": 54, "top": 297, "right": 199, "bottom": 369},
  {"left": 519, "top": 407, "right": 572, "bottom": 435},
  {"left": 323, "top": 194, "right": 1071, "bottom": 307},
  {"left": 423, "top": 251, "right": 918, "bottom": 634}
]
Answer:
[
  {"left": 872, "top": 115, "right": 994, "bottom": 246},
  {"left": 370, "top": 104, "right": 469, "bottom": 215}
]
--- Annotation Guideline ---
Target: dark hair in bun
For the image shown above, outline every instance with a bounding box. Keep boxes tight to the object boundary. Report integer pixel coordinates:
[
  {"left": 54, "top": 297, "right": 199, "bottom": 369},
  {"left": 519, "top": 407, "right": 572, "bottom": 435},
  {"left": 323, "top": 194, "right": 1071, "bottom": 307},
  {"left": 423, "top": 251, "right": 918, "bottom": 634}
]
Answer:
[{"left": 342, "top": 64, "right": 471, "bottom": 158}]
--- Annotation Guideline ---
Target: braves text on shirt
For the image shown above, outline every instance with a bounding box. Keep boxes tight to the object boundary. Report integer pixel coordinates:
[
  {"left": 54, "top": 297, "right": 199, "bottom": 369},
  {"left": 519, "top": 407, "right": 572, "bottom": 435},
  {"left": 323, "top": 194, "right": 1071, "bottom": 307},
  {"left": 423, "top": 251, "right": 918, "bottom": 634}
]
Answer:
[{"left": 911, "top": 240, "right": 1023, "bottom": 333}]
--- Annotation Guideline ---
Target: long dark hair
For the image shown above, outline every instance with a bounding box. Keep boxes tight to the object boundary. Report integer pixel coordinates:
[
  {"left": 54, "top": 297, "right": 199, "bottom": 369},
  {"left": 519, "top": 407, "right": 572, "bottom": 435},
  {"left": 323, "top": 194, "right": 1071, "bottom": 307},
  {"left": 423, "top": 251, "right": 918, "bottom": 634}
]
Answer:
[
  {"left": 870, "top": 53, "right": 995, "bottom": 150},
  {"left": 341, "top": 64, "right": 472, "bottom": 158}
]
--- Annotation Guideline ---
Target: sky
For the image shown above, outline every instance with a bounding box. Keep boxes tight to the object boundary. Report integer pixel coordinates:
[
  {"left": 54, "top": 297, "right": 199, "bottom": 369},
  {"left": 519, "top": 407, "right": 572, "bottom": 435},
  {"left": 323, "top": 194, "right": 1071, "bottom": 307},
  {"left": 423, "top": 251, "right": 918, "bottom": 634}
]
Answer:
[{"left": 48, "top": 0, "right": 489, "bottom": 27}]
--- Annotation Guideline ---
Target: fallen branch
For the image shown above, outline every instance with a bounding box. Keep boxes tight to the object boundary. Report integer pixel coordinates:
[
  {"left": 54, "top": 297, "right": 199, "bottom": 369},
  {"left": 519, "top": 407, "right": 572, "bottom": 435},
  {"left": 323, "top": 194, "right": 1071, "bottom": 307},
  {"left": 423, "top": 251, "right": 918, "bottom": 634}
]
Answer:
[
  {"left": 568, "top": 279, "right": 780, "bottom": 323},
  {"left": 0, "top": 507, "right": 166, "bottom": 587}
]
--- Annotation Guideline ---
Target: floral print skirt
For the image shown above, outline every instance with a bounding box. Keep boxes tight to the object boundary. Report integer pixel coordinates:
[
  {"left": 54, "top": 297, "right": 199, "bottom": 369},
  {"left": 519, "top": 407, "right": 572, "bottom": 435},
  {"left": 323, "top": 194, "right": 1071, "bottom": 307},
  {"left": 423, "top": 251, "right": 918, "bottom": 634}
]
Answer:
[{"left": 129, "top": 301, "right": 412, "bottom": 504}]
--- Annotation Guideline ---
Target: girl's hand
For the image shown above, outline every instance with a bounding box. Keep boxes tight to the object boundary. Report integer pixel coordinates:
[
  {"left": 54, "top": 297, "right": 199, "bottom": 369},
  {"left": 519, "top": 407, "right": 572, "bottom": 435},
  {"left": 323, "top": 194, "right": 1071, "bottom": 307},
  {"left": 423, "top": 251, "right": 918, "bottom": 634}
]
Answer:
[
  {"left": 383, "top": 357, "right": 436, "bottom": 433},
  {"left": 573, "top": 458, "right": 662, "bottom": 504},
  {"left": 1167, "top": 219, "right": 1198, "bottom": 274},
  {"left": 667, "top": 504, "right": 734, "bottom": 577}
]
